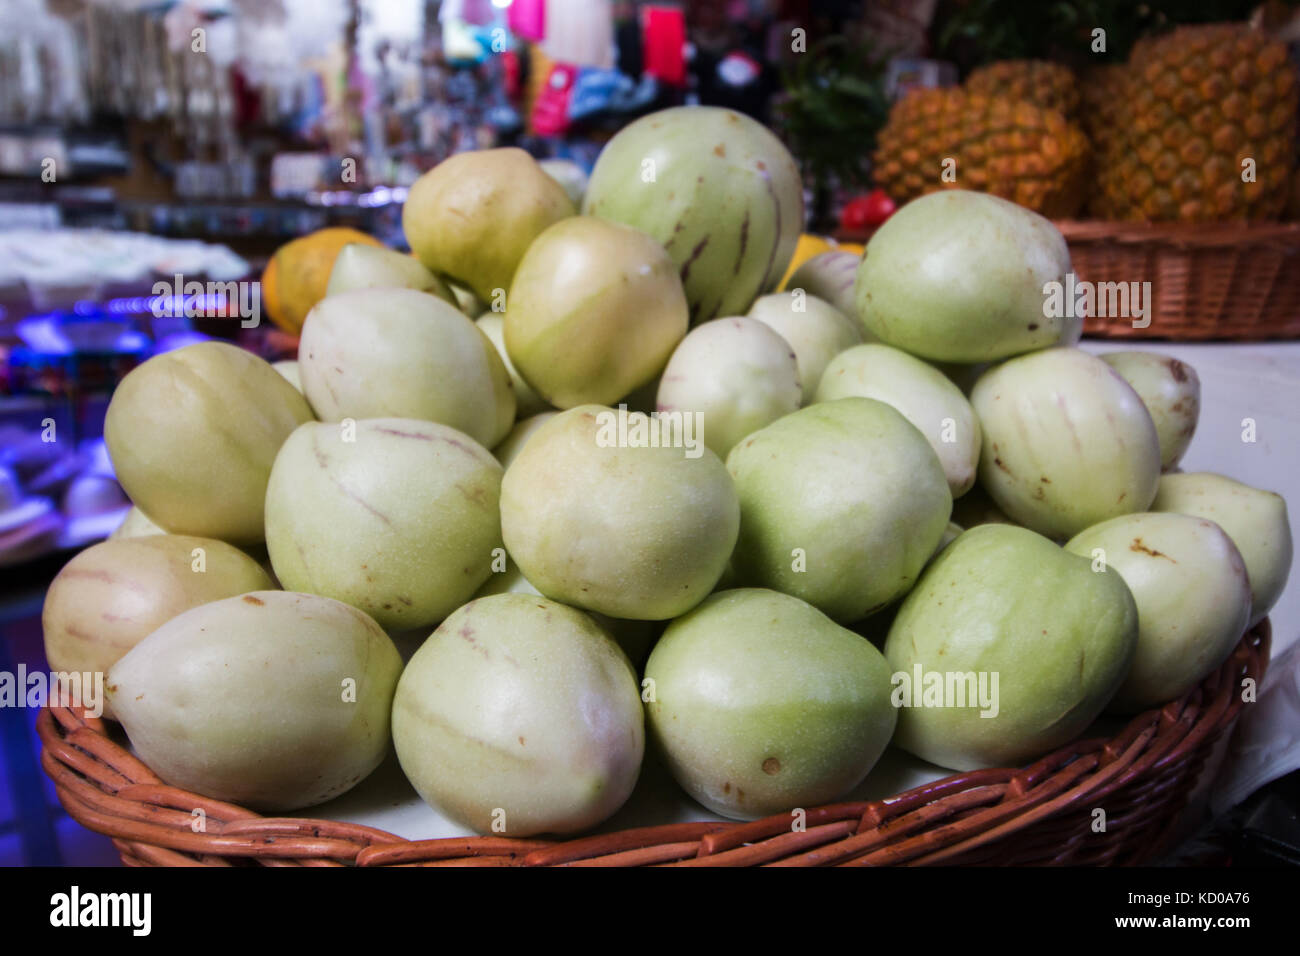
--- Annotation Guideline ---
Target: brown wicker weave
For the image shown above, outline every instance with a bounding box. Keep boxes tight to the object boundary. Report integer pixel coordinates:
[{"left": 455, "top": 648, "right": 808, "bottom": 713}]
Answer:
[
  {"left": 1058, "top": 221, "right": 1300, "bottom": 341},
  {"left": 39, "top": 621, "right": 1269, "bottom": 867}
]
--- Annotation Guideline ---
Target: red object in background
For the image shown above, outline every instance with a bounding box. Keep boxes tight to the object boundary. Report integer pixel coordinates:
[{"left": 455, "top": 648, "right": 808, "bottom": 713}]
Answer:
[
  {"left": 840, "top": 190, "right": 897, "bottom": 231},
  {"left": 508, "top": 0, "right": 546, "bottom": 42},
  {"left": 229, "top": 65, "right": 262, "bottom": 130},
  {"left": 502, "top": 49, "right": 521, "bottom": 98},
  {"left": 642, "top": 4, "right": 687, "bottom": 87},
  {"left": 532, "top": 62, "right": 578, "bottom": 137}
]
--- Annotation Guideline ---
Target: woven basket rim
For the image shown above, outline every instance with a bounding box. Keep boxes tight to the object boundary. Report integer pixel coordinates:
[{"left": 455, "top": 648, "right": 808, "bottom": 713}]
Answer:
[
  {"left": 39, "top": 620, "right": 1270, "bottom": 867},
  {"left": 1054, "top": 219, "right": 1300, "bottom": 248}
]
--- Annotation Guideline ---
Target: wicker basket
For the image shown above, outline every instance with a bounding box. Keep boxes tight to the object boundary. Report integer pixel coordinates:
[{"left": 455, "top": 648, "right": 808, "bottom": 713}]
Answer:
[
  {"left": 38, "top": 620, "right": 1269, "bottom": 867},
  {"left": 837, "top": 220, "right": 1300, "bottom": 341},
  {"left": 1058, "top": 221, "right": 1300, "bottom": 341}
]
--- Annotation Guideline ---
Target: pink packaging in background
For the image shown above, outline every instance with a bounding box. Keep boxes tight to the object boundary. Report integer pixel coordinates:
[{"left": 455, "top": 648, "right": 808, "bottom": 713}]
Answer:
[{"left": 508, "top": 0, "right": 546, "bottom": 42}]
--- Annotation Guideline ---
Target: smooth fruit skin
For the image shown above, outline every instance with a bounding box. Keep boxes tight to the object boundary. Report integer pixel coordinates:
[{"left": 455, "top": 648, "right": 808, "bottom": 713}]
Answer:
[
  {"left": 583, "top": 106, "right": 804, "bottom": 324},
  {"left": 1152, "top": 472, "right": 1293, "bottom": 627},
  {"left": 500, "top": 405, "right": 739, "bottom": 620},
  {"left": 785, "top": 250, "right": 867, "bottom": 328},
  {"left": 271, "top": 360, "right": 304, "bottom": 394},
  {"left": 856, "top": 190, "right": 1076, "bottom": 362},
  {"left": 884, "top": 524, "right": 1138, "bottom": 771},
  {"left": 656, "top": 316, "right": 802, "bottom": 460},
  {"left": 726, "top": 398, "right": 952, "bottom": 622},
  {"left": 476, "top": 313, "right": 551, "bottom": 418},
  {"left": 504, "top": 216, "right": 688, "bottom": 409},
  {"left": 747, "top": 291, "right": 863, "bottom": 405},
  {"left": 1065, "top": 512, "right": 1251, "bottom": 712},
  {"left": 298, "top": 287, "right": 515, "bottom": 449},
  {"left": 471, "top": 561, "right": 661, "bottom": 667},
  {"left": 492, "top": 411, "right": 558, "bottom": 470},
  {"left": 538, "top": 158, "right": 589, "bottom": 206},
  {"left": 1100, "top": 351, "right": 1200, "bottom": 470},
  {"left": 391, "top": 594, "right": 644, "bottom": 836},
  {"left": 325, "top": 242, "right": 457, "bottom": 306},
  {"left": 971, "top": 348, "right": 1161, "bottom": 539},
  {"left": 107, "top": 591, "right": 402, "bottom": 812},
  {"left": 403, "top": 147, "right": 575, "bottom": 303},
  {"left": 265, "top": 419, "right": 503, "bottom": 632},
  {"left": 816, "top": 343, "right": 981, "bottom": 498},
  {"left": 110, "top": 506, "right": 164, "bottom": 539},
  {"left": 645, "top": 588, "right": 897, "bottom": 820},
  {"left": 104, "top": 341, "right": 314, "bottom": 545},
  {"left": 43, "top": 535, "right": 273, "bottom": 719}
]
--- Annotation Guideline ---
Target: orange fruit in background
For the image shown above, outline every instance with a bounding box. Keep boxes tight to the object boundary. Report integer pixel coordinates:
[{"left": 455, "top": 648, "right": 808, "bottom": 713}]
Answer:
[{"left": 261, "top": 227, "right": 385, "bottom": 336}]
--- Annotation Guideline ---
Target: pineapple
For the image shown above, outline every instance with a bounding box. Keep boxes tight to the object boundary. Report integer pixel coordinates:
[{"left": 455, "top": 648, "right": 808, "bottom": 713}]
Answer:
[
  {"left": 1078, "top": 64, "right": 1132, "bottom": 217},
  {"left": 872, "top": 87, "right": 1090, "bottom": 218},
  {"left": 1095, "top": 23, "right": 1297, "bottom": 222},
  {"left": 1078, "top": 64, "right": 1129, "bottom": 157},
  {"left": 966, "top": 60, "right": 1081, "bottom": 119}
]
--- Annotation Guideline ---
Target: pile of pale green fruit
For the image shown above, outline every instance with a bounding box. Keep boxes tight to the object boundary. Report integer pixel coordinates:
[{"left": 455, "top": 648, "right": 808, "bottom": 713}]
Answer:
[{"left": 43, "top": 107, "right": 1292, "bottom": 837}]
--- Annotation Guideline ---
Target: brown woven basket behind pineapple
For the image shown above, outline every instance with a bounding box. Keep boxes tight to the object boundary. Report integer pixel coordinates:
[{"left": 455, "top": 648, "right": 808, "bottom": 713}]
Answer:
[
  {"left": 1059, "top": 220, "right": 1300, "bottom": 340},
  {"left": 39, "top": 621, "right": 1268, "bottom": 867}
]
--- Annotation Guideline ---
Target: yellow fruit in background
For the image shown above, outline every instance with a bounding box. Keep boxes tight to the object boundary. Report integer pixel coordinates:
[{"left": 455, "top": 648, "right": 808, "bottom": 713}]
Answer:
[
  {"left": 836, "top": 242, "right": 864, "bottom": 256},
  {"left": 261, "top": 227, "right": 384, "bottom": 335},
  {"left": 778, "top": 233, "right": 835, "bottom": 290}
]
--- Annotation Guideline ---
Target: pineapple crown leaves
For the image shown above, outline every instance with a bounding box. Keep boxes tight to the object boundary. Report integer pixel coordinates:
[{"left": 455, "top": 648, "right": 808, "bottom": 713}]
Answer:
[{"left": 774, "top": 35, "right": 894, "bottom": 191}]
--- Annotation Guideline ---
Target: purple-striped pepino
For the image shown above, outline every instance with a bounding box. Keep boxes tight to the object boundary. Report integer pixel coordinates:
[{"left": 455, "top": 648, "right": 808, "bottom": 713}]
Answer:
[{"left": 583, "top": 106, "right": 803, "bottom": 324}]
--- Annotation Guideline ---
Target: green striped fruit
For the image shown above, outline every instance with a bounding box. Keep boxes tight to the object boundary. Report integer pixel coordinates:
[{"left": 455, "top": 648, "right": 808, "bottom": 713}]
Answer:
[
  {"left": 856, "top": 190, "right": 1076, "bottom": 363},
  {"left": 299, "top": 288, "right": 516, "bottom": 449},
  {"left": 583, "top": 106, "right": 803, "bottom": 324},
  {"left": 476, "top": 312, "right": 550, "bottom": 419},
  {"left": 1065, "top": 512, "right": 1251, "bottom": 712},
  {"left": 501, "top": 405, "right": 738, "bottom": 620},
  {"left": 326, "top": 242, "right": 456, "bottom": 306},
  {"left": 392, "top": 594, "right": 643, "bottom": 836},
  {"left": 265, "top": 418, "right": 503, "bottom": 632},
  {"left": 885, "top": 524, "right": 1138, "bottom": 770},
  {"left": 645, "top": 588, "right": 897, "bottom": 820},
  {"left": 108, "top": 591, "right": 402, "bottom": 812},
  {"left": 402, "top": 147, "right": 574, "bottom": 303},
  {"left": 971, "top": 348, "right": 1160, "bottom": 539},
  {"left": 785, "top": 250, "right": 866, "bottom": 328},
  {"left": 43, "top": 535, "right": 273, "bottom": 718},
  {"left": 726, "top": 398, "right": 952, "bottom": 622},
  {"left": 816, "top": 343, "right": 981, "bottom": 499},
  {"left": 656, "top": 316, "right": 802, "bottom": 460},
  {"left": 1152, "top": 472, "right": 1293, "bottom": 628},
  {"left": 747, "top": 291, "right": 863, "bottom": 405},
  {"left": 1100, "top": 351, "right": 1200, "bottom": 471},
  {"left": 504, "top": 216, "right": 688, "bottom": 409},
  {"left": 104, "top": 342, "right": 314, "bottom": 545}
]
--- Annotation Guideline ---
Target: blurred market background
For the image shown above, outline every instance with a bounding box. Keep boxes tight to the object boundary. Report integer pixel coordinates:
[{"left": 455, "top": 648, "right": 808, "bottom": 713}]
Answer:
[{"left": 3, "top": 0, "right": 1300, "bottom": 865}]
